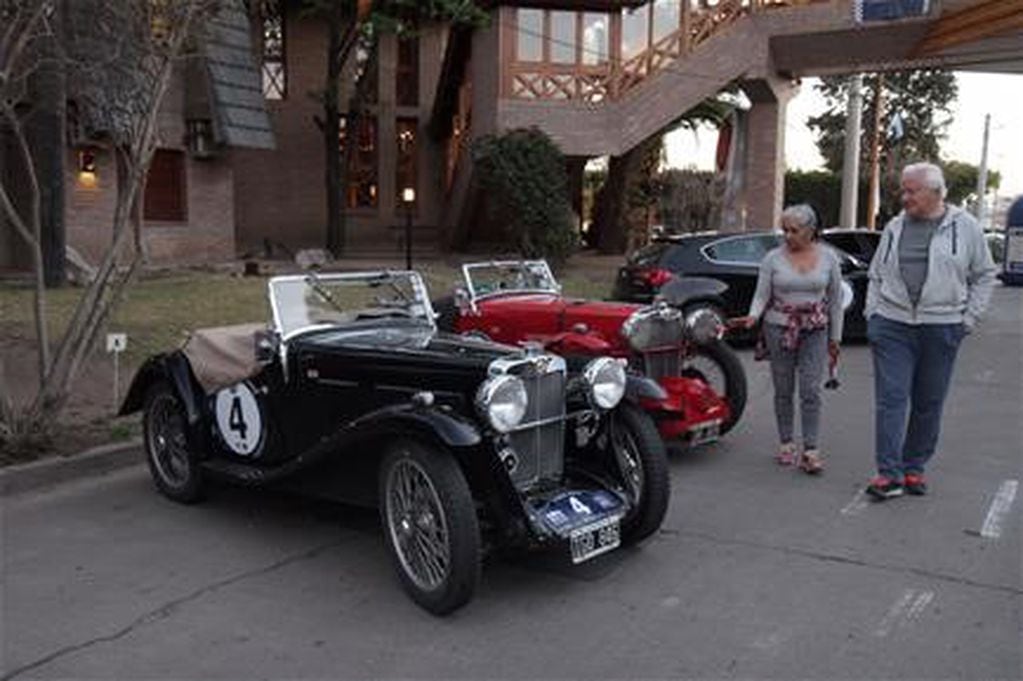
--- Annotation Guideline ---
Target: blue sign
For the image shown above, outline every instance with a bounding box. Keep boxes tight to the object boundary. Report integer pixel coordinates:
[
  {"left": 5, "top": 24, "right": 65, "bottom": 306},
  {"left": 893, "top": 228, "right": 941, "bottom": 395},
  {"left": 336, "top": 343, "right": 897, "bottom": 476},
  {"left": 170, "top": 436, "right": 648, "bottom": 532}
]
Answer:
[{"left": 856, "top": 0, "right": 929, "bottom": 22}]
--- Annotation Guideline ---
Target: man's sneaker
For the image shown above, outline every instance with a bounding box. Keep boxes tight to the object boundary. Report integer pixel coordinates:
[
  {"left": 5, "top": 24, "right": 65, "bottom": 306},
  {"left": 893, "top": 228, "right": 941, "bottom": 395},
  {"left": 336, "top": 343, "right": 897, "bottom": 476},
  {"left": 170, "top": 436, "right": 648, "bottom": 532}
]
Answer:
[
  {"left": 904, "top": 473, "right": 928, "bottom": 496},
  {"left": 866, "top": 476, "right": 904, "bottom": 501}
]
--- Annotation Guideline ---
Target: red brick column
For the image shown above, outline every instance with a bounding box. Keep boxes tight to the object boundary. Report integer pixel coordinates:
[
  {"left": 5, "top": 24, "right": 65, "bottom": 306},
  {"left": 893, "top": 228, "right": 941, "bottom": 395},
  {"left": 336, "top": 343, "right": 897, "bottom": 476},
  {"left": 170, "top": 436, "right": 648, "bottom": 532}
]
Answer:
[{"left": 741, "top": 77, "right": 795, "bottom": 232}]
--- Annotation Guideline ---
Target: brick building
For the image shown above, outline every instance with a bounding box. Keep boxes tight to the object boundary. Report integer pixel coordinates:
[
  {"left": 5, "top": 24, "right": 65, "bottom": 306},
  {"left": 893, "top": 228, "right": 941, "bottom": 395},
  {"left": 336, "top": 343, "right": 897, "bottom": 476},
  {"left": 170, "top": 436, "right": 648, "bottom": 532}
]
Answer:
[
  {"left": 5, "top": 0, "right": 1019, "bottom": 269},
  {"left": 0, "top": 0, "right": 274, "bottom": 273}
]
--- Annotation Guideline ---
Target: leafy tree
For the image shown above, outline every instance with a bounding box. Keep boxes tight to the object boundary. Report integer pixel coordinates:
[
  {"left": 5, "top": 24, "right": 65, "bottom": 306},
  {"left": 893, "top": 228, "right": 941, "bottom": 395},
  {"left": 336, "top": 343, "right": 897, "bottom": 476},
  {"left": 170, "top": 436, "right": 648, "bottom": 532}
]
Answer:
[
  {"left": 942, "top": 160, "right": 1000, "bottom": 207},
  {"left": 301, "top": 0, "right": 487, "bottom": 256},
  {"left": 1, "top": 0, "right": 219, "bottom": 451},
  {"left": 591, "top": 96, "right": 733, "bottom": 254},
  {"left": 809, "top": 70, "right": 957, "bottom": 221},
  {"left": 808, "top": 70, "right": 958, "bottom": 175},
  {"left": 473, "top": 128, "right": 578, "bottom": 264}
]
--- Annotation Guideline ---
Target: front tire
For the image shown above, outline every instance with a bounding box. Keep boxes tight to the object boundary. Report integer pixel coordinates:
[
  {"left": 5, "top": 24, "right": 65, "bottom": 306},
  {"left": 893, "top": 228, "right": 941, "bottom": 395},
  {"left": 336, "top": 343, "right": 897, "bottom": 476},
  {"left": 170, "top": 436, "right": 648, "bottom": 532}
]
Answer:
[
  {"left": 143, "top": 382, "right": 204, "bottom": 504},
  {"left": 683, "top": 338, "right": 747, "bottom": 435},
  {"left": 611, "top": 403, "right": 670, "bottom": 545},
  {"left": 379, "top": 440, "right": 481, "bottom": 615}
]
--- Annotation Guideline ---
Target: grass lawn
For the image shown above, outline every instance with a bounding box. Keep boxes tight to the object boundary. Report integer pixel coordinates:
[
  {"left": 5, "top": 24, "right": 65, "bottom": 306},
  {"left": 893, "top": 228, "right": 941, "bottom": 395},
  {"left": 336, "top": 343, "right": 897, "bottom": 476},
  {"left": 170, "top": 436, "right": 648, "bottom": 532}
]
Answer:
[{"left": 0, "top": 258, "right": 620, "bottom": 369}]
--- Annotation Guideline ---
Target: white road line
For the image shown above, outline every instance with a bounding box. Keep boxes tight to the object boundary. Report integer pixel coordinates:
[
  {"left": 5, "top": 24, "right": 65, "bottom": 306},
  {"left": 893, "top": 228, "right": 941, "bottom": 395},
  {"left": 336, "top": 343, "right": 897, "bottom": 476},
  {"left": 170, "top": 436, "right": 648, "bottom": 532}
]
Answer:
[
  {"left": 980, "top": 479, "right": 1019, "bottom": 539},
  {"left": 873, "top": 589, "right": 916, "bottom": 637},
  {"left": 840, "top": 491, "right": 870, "bottom": 516},
  {"left": 906, "top": 590, "right": 934, "bottom": 621}
]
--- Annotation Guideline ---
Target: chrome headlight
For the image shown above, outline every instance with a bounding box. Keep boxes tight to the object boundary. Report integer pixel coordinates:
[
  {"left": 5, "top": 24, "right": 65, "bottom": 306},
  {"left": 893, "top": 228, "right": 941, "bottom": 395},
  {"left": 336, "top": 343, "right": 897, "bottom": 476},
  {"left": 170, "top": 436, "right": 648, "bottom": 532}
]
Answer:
[
  {"left": 685, "top": 308, "right": 723, "bottom": 345},
  {"left": 583, "top": 357, "right": 626, "bottom": 410},
  {"left": 620, "top": 303, "right": 683, "bottom": 351},
  {"left": 476, "top": 374, "right": 528, "bottom": 433}
]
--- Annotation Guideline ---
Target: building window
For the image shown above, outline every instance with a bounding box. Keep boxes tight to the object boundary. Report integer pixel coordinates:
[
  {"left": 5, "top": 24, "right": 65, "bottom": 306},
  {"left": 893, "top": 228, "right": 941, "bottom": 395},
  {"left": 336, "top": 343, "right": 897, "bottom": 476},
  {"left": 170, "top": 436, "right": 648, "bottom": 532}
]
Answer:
[
  {"left": 621, "top": 4, "right": 651, "bottom": 60},
  {"left": 550, "top": 11, "right": 576, "bottom": 64},
  {"left": 340, "top": 115, "right": 378, "bottom": 208},
  {"left": 353, "top": 40, "right": 378, "bottom": 104},
  {"left": 260, "top": 0, "right": 286, "bottom": 100},
  {"left": 516, "top": 9, "right": 543, "bottom": 61},
  {"left": 396, "top": 118, "right": 417, "bottom": 207},
  {"left": 652, "top": 0, "right": 681, "bottom": 43},
  {"left": 582, "top": 13, "right": 609, "bottom": 65},
  {"left": 144, "top": 149, "right": 187, "bottom": 222},
  {"left": 396, "top": 35, "right": 419, "bottom": 107}
]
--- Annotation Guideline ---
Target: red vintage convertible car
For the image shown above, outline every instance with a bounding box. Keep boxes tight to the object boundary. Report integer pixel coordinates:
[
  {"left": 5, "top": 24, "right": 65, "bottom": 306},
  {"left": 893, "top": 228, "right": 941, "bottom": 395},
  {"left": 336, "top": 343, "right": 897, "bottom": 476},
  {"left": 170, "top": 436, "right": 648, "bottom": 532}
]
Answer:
[{"left": 434, "top": 260, "right": 747, "bottom": 447}]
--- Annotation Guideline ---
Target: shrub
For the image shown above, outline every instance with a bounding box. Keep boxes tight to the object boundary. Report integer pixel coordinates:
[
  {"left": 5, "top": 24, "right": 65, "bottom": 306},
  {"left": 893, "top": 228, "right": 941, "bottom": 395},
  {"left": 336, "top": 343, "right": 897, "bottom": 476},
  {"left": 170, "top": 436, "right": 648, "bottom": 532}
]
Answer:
[{"left": 473, "top": 128, "right": 578, "bottom": 264}]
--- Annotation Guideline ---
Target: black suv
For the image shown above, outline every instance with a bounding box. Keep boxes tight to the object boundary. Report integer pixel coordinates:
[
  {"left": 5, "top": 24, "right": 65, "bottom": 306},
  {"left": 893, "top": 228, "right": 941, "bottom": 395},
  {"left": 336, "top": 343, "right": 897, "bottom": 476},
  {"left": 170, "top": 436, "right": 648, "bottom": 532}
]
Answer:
[{"left": 611, "top": 231, "right": 870, "bottom": 339}]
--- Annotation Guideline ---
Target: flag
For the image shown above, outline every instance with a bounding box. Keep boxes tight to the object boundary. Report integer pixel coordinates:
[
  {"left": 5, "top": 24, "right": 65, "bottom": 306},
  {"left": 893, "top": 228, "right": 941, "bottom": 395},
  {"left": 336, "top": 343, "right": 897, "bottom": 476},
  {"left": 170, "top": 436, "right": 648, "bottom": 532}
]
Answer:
[{"left": 887, "top": 112, "right": 904, "bottom": 142}]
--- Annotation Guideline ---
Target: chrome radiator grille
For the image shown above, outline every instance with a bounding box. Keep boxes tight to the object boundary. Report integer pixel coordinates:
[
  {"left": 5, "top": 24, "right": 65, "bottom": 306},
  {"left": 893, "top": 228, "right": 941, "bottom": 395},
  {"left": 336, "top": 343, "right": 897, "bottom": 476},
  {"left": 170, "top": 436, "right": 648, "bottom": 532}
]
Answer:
[
  {"left": 642, "top": 349, "right": 684, "bottom": 382},
  {"left": 503, "top": 359, "right": 566, "bottom": 489}
]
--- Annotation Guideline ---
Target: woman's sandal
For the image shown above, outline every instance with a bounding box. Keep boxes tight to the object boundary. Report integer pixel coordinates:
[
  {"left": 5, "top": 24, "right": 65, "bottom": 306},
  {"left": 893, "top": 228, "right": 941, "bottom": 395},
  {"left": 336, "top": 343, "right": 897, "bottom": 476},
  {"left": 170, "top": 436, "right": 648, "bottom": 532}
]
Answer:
[
  {"left": 798, "top": 449, "right": 824, "bottom": 475},
  {"left": 775, "top": 443, "right": 797, "bottom": 466}
]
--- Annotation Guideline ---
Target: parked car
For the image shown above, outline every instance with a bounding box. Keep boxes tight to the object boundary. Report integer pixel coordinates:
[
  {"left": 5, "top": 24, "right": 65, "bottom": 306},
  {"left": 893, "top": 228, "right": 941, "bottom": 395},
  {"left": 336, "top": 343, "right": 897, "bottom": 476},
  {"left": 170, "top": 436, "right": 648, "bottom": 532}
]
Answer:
[
  {"left": 119, "top": 270, "right": 670, "bottom": 615},
  {"left": 434, "top": 260, "right": 747, "bottom": 444},
  {"left": 985, "top": 230, "right": 1005, "bottom": 265},
  {"left": 611, "top": 232, "right": 868, "bottom": 339},
  {"left": 820, "top": 228, "right": 881, "bottom": 265}
]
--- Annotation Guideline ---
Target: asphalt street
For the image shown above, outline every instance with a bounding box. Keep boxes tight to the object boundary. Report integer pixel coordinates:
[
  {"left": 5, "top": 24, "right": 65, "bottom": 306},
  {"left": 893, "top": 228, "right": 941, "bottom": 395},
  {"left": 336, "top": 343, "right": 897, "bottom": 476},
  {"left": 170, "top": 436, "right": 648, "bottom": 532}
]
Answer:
[{"left": 3, "top": 286, "right": 1021, "bottom": 680}]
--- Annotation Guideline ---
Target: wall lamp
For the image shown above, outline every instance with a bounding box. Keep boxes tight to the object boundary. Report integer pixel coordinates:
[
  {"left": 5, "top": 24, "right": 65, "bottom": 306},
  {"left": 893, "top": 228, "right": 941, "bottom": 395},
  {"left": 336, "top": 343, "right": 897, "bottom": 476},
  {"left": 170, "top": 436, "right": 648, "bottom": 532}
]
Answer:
[{"left": 77, "top": 148, "right": 98, "bottom": 187}]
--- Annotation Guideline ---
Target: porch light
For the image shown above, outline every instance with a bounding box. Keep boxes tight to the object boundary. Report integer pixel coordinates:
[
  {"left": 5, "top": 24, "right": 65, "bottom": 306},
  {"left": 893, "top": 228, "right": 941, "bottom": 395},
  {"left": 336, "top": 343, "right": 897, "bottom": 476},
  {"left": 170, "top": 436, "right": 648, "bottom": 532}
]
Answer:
[
  {"left": 402, "top": 187, "right": 416, "bottom": 204},
  {"left": 77, "top": 149, "right": 97, "bottom": 186}
]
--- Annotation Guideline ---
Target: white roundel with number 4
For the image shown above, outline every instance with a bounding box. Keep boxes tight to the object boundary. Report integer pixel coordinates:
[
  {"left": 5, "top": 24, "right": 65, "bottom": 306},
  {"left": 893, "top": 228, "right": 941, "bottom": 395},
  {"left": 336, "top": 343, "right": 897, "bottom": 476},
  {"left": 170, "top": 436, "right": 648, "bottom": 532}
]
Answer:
[{"left": 214, "top": 382, "right": 263, "bottom": 456}]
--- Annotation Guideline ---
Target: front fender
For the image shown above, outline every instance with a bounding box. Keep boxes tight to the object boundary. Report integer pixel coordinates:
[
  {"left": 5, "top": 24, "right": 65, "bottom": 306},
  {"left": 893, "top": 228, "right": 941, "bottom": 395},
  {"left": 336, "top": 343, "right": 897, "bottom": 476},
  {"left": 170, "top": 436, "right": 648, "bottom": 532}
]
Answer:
[
  {"left": 118, "top": 352, "right": 204, "bottom": 425},
  {"left": 346, "top": 403, "right": 482, "bottom": 448},
  {"left": 545, "top": 332, "right": 614, "bottom": 355},
  {"left": 625, "top": 373, "right": 668, "bottom": 402}
]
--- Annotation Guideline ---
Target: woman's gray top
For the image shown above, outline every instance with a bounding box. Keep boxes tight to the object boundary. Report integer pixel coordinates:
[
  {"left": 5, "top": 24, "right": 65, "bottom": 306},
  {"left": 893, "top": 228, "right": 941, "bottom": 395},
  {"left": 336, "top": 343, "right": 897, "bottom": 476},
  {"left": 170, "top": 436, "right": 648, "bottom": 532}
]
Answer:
[{"left": 748, "top": 245, "right": 845, "bottom": 342}]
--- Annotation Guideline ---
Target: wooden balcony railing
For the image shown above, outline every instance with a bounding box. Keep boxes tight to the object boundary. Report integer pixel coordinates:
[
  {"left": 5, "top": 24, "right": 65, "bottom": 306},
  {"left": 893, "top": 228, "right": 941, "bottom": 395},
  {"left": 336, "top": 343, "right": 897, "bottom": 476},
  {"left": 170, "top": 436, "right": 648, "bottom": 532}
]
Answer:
[{"left": 506, "top": 0, "right": 831, "bottom": 103}]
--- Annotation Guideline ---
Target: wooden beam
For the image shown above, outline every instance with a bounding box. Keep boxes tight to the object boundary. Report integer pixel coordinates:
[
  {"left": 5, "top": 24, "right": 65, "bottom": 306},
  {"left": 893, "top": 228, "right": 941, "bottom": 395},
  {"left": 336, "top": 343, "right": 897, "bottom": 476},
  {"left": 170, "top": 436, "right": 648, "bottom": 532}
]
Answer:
[{"left": 915, "top": 0, "right": 1023, "bottom": 56}]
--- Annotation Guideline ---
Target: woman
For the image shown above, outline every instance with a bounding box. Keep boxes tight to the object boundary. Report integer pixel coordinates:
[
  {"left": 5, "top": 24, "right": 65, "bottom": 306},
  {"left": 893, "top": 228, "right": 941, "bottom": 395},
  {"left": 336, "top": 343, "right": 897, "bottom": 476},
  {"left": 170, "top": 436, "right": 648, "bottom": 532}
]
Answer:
[{"left": 734, "top": 204, "right": 843, "bottom": 474}]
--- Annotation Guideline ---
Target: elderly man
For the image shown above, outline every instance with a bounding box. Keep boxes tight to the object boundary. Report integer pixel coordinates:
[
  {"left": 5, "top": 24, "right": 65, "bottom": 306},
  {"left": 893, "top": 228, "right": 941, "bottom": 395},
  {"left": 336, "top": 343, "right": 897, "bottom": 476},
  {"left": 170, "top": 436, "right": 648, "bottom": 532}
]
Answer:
[{"left": 863, "top": 162, "right": 997, "bottom": 500}]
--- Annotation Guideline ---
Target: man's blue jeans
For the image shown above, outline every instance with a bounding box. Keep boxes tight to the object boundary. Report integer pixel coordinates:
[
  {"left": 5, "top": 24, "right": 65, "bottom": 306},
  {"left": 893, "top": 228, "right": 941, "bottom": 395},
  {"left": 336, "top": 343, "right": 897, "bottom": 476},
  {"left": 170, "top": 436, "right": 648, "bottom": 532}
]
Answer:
[{"left": 867, "top": 315, "right": 966, "bottom": 480}]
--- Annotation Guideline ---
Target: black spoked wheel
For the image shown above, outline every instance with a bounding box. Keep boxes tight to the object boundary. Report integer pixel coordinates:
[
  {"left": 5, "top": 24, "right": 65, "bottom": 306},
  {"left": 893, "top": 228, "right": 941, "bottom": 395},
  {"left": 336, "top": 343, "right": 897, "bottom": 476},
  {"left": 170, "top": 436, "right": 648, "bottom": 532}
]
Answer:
[
  {"left": 611, "top": 403, "right": 670, "bottom": 545},
  {"left": 143, "top": 383, "right": 204, "bottom": 504},
  {"left": 683, "top": 338, "right": 747, "bottom": 435},
  {"left": 379, "top": 441, "right": 480, "bottom": 615}
]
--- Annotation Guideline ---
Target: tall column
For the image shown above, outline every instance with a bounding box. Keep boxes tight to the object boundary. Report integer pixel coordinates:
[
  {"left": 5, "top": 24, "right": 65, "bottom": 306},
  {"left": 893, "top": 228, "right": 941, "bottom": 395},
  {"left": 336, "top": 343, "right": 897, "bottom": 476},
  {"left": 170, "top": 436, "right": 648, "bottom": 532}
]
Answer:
[
  {"left": 840, "top": 74, "right": 863, "bottom": 229},
  {"left": 741, "top": 77, "right": 795, "bottom": 232}
]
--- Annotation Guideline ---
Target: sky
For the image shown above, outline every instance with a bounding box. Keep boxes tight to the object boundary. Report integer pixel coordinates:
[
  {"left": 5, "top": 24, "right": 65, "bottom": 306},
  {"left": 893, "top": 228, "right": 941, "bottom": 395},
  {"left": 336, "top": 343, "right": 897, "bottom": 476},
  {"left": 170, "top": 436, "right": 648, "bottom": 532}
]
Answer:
[{"left": 664, "top": 71, "right": 1023, "bottom": 199}]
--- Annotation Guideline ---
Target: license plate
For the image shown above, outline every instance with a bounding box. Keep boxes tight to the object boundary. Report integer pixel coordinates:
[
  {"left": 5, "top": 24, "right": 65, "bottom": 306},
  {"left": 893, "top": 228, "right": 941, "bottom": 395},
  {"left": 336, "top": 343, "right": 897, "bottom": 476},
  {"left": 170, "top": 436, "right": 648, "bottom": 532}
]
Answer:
[
  {"left": 688, "top": 420, "right": 721, "bottom": 446},
  {"left": 569, "top": 516, "right": 621, "bottom": 564}
]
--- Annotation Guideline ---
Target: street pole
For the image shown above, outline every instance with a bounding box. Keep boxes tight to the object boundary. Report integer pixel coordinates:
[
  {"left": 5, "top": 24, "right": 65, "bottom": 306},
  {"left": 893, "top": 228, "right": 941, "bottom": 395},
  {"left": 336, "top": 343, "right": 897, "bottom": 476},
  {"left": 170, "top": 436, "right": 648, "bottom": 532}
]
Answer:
[
  {"left": 402, "top": 187, "right": 415, "bottom": 270},
  {"left": 976, "top": 113, "right": 991, "bottom": 227},
  {"left": 866, "top": 73, "right": 885, "bottom": 230},
  {"left": 840, "top": 74, "right": 863, "bottom": 229}
]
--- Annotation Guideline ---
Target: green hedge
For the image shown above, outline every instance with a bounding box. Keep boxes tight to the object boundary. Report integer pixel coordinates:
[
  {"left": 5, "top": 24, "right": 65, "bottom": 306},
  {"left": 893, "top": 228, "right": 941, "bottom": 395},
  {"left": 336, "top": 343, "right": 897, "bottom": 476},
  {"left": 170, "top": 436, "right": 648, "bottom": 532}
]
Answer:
[{"left": 473, "top": 128, "right": 578, "bottom": 264}]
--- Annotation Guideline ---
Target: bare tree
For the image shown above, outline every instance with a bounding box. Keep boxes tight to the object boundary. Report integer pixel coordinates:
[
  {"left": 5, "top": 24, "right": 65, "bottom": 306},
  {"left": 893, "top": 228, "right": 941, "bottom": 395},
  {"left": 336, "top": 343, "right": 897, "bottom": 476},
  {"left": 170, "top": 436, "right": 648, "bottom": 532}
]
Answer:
[{"left": 0, "top": 0, "right": 219, "bottom": 444}]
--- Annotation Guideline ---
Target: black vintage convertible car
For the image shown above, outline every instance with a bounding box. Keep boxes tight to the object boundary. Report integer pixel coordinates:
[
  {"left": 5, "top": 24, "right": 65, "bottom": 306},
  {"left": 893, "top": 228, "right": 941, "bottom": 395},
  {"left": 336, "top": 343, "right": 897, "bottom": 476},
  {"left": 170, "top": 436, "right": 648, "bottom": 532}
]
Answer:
[{"left": 120, "top": 271, "right": 669, "bottom": 615}]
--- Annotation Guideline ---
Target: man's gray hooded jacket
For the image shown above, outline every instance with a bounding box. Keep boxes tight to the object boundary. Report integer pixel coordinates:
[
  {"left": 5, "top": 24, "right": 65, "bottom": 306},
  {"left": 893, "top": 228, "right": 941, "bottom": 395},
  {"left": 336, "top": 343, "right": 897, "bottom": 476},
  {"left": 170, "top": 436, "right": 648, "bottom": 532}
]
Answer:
[{"left": 864, "top": 205, "right": 997, "bottom": 329}]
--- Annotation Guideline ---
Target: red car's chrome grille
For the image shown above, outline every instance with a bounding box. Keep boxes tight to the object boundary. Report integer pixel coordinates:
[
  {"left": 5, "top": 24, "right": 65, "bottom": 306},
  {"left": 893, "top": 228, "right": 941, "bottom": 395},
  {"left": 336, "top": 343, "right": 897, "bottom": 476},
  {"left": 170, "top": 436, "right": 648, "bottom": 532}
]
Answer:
[{"left": 642, "top": 348, "right": 684, "bottom": 382}]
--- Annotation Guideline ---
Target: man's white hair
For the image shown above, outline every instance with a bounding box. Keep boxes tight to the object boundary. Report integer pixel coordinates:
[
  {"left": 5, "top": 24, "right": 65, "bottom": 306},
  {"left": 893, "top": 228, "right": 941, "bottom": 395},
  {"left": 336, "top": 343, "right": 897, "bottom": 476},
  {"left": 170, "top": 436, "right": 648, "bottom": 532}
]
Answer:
[{"left": 902, "top": 162, "right": 947, "bottom": 198}]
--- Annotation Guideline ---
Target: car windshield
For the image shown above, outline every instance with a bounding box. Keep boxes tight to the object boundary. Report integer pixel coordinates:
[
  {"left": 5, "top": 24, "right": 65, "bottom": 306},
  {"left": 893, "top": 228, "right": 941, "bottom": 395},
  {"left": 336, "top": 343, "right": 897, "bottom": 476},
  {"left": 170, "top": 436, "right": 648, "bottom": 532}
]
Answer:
[
  {"left": 463, "top": 261, "right": 559, "bottom": 299},
  {"left": 268, "top": 271, "right": 435, "bottom": 338}
]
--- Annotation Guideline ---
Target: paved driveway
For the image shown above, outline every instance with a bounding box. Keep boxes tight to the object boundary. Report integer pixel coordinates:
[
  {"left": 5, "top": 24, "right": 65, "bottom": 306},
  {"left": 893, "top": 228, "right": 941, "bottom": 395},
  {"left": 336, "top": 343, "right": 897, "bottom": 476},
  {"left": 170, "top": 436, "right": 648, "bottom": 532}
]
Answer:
[{"left": 3, "top": 288, "right": 1020, "bottom": 680}]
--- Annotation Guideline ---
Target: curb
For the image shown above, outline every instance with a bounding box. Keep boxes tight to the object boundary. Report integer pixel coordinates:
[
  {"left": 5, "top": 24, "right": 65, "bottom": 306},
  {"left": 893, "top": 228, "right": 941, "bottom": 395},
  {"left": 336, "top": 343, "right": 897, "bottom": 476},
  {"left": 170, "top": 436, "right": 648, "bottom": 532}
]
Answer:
[{"left": 1, "top": 439, "right": 143, "bottom": 497}]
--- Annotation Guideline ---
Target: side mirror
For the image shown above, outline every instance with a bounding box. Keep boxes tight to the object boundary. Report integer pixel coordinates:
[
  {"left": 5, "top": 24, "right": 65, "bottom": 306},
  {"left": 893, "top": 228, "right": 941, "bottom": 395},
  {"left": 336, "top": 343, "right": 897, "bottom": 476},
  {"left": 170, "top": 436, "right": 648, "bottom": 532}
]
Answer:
[{"left": 254, "top": 328, "right": 280, "bottom": 364}]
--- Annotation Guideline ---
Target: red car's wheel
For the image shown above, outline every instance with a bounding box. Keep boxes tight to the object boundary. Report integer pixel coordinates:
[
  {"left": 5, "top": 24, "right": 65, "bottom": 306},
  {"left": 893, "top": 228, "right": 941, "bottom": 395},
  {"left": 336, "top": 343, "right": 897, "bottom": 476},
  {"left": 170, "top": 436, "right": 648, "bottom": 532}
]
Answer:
[{"left": 682, "top": 339, "right": 747, "bottom": 435}]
